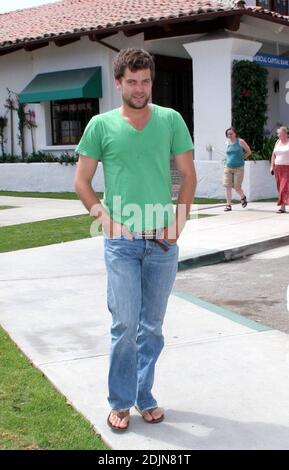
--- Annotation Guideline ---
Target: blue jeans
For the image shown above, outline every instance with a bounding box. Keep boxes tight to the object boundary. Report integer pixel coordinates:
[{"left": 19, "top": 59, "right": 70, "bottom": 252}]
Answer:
[{"left": 104, "top": 236, "right": 179, "bottom": 411}]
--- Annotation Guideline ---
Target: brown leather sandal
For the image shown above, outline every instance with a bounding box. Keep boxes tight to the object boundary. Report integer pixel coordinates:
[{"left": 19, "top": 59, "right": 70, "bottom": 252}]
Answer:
[
  {"left": 107, "top": 409, "right": 130, "bottom": 432},
  {"left": 241, "top": 195, "right": 247, "bottom": 208},
  {"left": 135, "top": 406, "right": 164, "bottom": 424}
]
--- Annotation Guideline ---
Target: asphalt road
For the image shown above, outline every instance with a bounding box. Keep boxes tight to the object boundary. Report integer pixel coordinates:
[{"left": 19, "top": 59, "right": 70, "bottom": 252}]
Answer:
[{"left": 174, "top": 244, "right": 289, "bottom": 334}]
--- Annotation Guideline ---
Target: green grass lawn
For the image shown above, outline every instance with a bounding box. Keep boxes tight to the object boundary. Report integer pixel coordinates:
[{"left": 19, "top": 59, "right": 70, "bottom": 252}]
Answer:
[
  {"left": 0, "top": 327, "right": 107, "bottom": 450},
  {"left": 0, "top": 214, "right": 99, "bottom": 253},
  {"left": 192, "top": 197, "right": 226, "bottom": 204},
  {"left": 0, "top": 191, "right": 225, "bottom": 205},
  {"left": 252, "top": 198, "right": 278, "bottom": 202},
  {"left": 0, "top": 212, "right": 215, "bottom": 253},
  {"left": 0, "top": 191, "right": 80, "bottom": 200},
  {"left": 0, "top": 191, "right": 278, "bottom": 205},
  {"left": 0, "top": 206, "right": 18, "bottom": 210},
  {"left": 0, "top": 191, "right": 103, "bottom": 200},
  {"left": 190, "top": 213, "right": 215, "bottom": 219}
]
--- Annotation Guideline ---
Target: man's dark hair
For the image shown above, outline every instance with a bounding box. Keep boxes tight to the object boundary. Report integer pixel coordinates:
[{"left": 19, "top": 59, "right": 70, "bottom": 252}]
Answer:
[{"left": 113, "top": 48, "right": 155, "bottom": 81}]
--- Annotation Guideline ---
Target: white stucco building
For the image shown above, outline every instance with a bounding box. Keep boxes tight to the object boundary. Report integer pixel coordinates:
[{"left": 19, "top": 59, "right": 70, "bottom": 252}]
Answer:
[{"left": 0, "top": 0, "right": 289, "bottom": 198}]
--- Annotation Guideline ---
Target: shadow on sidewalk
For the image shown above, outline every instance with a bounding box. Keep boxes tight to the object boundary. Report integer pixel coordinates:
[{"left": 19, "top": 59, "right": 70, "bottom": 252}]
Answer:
[{"left": 129, "top": 409, "right": 289, "bottom": 450}]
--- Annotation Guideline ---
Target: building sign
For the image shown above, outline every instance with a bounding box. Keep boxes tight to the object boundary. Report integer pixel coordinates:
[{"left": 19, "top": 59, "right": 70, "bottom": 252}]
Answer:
[{"left": 254, "top": 52, "right": 289, "bottom": 69}]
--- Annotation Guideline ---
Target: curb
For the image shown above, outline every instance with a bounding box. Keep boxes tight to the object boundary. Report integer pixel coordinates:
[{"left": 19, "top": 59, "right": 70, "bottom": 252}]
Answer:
[{"left": 178, "top": 234, "right": 289, "bottom": 270}]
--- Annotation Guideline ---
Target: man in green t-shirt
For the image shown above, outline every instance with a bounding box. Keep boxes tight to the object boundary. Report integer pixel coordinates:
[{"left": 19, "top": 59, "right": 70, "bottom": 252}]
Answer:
[{"left": 75, "top": 48, "right": 196, "bottom": 432}]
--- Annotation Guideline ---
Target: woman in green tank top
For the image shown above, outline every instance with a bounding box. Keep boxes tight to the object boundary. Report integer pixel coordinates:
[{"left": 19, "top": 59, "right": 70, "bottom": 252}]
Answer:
[{"left": 223, "top": 127, "right": 252, "bottom": 211}]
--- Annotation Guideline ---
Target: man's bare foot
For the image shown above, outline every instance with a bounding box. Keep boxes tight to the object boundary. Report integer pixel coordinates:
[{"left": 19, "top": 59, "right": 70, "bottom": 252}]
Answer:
[
  {"left": 136, "top": 406, "right": 164, "bottom": 423},
  {"left": 107, "top": 409, "right": 130, "bottom": 432}
]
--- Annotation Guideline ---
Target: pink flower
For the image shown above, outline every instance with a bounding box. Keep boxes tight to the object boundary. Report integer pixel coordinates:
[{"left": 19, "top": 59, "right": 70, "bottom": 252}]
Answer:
[{"left": 241, "top": 89, "right": 251, "bottom": 97}]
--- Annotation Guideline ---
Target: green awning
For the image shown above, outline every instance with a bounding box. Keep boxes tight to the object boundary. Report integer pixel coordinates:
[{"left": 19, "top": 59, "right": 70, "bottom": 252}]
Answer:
[{"left": 19, "top": 67, "right": 102, "bottom": 103}]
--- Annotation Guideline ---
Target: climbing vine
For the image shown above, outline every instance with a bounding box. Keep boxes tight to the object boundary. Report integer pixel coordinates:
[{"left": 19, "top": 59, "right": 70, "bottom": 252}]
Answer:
[
  {"left": 232, "top": 60, "right": 268, "bottom": 152},
  {"left": 5, "top": 88, "right": 37, "bottom": 159}
]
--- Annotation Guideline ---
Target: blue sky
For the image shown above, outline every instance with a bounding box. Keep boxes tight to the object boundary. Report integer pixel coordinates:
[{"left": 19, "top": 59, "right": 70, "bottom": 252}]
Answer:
[{"left": 0, "top": 0, "right": 59, "bottom": 13}]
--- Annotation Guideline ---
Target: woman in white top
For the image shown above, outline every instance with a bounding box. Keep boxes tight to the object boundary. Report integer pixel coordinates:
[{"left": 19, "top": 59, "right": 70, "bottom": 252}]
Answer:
[{"left": 271, "top": 126, "right": 289, "bottom": 213}]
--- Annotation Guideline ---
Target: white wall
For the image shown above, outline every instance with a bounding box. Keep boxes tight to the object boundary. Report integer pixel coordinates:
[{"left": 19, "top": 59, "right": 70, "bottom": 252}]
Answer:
[
  {"left": 145, "top": 35, "right": 194, "bottom": 59},
  {"left": 184, "top": 36, "right": 262, "bottom": 161},
  {"left": 279, "top": 68, "right": 289, "bottom": 127},
  {"left": 0, "top": 160, "right": 278, "bottom": 201},
  {"left": 0, "top": 162, "right": 104, "bottom": 192},
  {"left": 195, "top": 160, "right": 278, "bottom": 201},
  {"left": 184, "top": 38, "right": 232, "bottom": 161},
  {"left": 243, "top": 160, "right": 278, "bottom": 201},
  {"left": 238, "top": 15, "right": 289, "bottom": 46},
  {"left": 0, "top": 33, "right": 145, "bottom": 156},
  {"left": 0, "top": 50, "right": 34, "bottom": 156}
]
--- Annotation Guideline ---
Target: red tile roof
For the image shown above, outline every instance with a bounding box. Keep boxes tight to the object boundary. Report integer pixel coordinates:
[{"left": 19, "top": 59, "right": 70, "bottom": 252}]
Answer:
[
  {"left": 0, "top": 1, "right": 288, "bottom": 51},
  {"left": 0, "top": 1, "right": 236, "bottom": 49}
]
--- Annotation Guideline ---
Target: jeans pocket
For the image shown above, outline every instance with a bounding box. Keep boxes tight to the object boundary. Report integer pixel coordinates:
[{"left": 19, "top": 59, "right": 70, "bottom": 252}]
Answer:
[
  {"left": 103, "top": 231, "right": 123, "bottom": 240},
  {"left": 162, "top": 238, "right": 177, "bottom": 247}
]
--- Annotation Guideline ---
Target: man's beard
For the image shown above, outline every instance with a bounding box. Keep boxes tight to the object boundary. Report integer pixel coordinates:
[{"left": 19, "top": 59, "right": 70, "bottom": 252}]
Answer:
[{"left": 123, "top": 94, "right": 150, "bottom": 109}]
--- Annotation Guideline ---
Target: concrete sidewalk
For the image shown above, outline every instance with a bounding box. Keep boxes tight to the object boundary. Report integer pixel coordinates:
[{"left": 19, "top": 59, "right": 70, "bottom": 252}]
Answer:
[
  {"left": 0, "top": 195, "right": 87, "bottom": 226},
  {"left": 1, "top": 195, "right": 289, "bottom": 260},
  {"left": 180, "top": 201, "right": 289, "bottom": 266},
  {"left": 0, "top": 194, "right": 220, "bottom": 227},
  {"left": 1, "top": 199, "right": 289, "bottom": 449}
]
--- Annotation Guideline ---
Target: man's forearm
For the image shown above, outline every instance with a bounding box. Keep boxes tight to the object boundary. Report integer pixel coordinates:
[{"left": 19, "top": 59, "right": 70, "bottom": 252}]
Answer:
[
  {"left": 75, "top": 180, "right": 133, "bottom": 239},
  {"left": 176, "top": 174, "right": 197, "bottom": 234},
  {"left": 75, "top": 180, "right": 109, "bottom": 223}
]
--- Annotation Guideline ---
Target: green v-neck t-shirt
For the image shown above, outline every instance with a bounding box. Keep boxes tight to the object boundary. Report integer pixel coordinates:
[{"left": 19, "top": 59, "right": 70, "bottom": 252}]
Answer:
[{"left": 76, "top": 104, "right": 193, "bottom": 231}]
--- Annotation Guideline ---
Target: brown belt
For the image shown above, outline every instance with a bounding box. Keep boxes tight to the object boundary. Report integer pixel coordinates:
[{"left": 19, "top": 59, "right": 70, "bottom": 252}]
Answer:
[
  {"left": 136, "top": 229, "right": 169, "bottom": 252},
  {"left": 151, "top": 239, "right": 169, "bottom": 252}
]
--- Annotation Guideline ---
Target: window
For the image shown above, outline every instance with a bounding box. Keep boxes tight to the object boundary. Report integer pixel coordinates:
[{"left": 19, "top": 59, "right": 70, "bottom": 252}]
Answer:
[
  {"left": 257, "top": 0, "right": 288, "bottom": 14},
  {"left": 51, "top": 98, "right": 99, "bottom": 145}
]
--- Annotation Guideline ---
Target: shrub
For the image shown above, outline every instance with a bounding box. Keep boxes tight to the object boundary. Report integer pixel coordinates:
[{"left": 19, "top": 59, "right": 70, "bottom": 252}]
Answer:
[
  {"left": 247, "top": 134, "right": 278, "bottom": 161},
  {"left": 232, "top": 60, "right": 268, "bottom": 152},
  {"left": 0, "top": 151, "right": 78, "bottom": 165}
]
